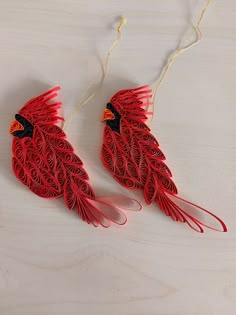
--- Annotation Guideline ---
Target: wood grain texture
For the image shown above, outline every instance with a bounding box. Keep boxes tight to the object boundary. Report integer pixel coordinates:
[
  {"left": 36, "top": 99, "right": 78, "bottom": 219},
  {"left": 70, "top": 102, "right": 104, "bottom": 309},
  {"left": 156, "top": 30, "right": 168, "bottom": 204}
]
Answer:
[{"left": 0, "top": 0, "right": 235, "bottom": 314}]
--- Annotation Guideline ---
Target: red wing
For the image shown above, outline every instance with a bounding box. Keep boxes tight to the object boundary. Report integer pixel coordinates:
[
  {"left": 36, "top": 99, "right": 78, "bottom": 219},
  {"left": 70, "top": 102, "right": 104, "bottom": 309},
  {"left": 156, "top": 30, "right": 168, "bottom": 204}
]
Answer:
[
  {"left": 102, "top": 119, "right": 177, "bottom": 196},
  {"left": 12, "top": 156, "right": 30, "bottom": 187},
  {"left": 102, "top": 125, "right": 142, "bottom": 189},
  {"left": 12, "top": 130, "right": 64, "bottom": 198}
]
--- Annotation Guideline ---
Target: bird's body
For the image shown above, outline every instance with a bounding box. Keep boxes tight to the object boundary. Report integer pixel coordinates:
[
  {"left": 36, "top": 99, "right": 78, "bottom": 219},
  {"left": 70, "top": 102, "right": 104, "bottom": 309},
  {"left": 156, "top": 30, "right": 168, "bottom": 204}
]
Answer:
[
  {"left": 101, "top": 85, "right": 227, "bottom": 232},
  {"left": 10, "top": 87, "right": 129, "bottom": 227}
]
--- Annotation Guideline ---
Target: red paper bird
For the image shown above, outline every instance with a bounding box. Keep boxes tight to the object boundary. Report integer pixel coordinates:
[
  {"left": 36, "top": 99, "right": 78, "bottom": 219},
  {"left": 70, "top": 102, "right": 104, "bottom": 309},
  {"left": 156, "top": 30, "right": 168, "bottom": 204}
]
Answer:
[
  {"left": 101, "top": 85, "right": 227, "bottom": 232},
  {"left": 10, "top": 87, "right": 139, "bottom": 227}
]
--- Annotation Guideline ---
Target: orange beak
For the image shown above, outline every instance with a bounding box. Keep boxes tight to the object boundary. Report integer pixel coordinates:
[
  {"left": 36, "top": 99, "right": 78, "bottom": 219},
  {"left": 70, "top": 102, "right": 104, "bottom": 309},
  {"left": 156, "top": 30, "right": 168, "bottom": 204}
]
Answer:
[
  {"left": 9, "top": 120, "right": 24, "bottom": 134},
  {"left": 101, "top": 109, "right": 115, "bottom": 122}
]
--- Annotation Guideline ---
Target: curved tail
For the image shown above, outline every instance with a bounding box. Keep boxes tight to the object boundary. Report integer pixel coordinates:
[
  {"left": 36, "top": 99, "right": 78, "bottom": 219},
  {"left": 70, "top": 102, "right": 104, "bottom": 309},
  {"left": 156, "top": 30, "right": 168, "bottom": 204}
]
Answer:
[
  {"left": 155, "top": 190, "right": 227, "bottom": 233},
  {"left": 76, "top": 197, "right": 127, "bottom": 227},
  {"left": 73, "top": 196, "right": 142, "bottom": 228},
  {"left": 64, "top": 174, "right": 141, "bottom": 227}
]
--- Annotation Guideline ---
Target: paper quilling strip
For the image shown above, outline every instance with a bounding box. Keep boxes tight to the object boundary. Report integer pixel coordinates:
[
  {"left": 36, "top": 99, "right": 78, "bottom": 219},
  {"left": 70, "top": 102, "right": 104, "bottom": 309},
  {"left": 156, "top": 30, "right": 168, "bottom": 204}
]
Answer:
[
  {"left": 10, "top": 87, "right": 141, "bottom": 227},
  {"left": 101, "top": 85, "right": 227, "bottom": 232},
  {"left": 100, "top": 1, "right": 227, "bottom": 232}
]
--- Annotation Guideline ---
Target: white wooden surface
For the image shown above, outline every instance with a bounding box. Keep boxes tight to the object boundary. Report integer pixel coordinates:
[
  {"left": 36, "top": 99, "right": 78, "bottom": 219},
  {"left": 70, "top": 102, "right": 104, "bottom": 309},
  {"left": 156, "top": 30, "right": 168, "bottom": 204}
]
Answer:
[{"left": 0, "top": 0, "right": 235, "bottom": 314}]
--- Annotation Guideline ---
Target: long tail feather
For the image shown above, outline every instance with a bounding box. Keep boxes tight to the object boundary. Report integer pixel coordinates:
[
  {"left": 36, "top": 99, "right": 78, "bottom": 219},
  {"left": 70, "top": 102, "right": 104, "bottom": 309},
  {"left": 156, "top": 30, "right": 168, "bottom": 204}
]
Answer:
[
  {"left": 157, "top": 191, "right": 227, "bottom": 233},
  {"left": 80, "top": 198, "right": 127, "bottom": 227},
  {"left": 96, "top": 195, "right": 142, "bottom": 211}
]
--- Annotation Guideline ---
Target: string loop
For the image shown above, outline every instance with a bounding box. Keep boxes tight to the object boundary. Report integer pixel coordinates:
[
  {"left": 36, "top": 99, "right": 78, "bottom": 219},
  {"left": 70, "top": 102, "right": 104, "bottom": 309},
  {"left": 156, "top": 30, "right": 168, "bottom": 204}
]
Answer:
[
  {"left": 63, "top": 17, "right": 127, "bottom": 130},
  {"left": 150, "top": 0, "right": 212, "bottom": 122}
]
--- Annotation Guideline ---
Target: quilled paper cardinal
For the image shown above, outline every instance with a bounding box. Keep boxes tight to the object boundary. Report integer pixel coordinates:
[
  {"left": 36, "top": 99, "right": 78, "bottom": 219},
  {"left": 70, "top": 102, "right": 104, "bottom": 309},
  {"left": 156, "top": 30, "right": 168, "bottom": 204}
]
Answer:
[
  {"left": 10, "top": 87, "right": 141, "bottom": 227},
  {"left": 101, "top": 86, "right": 227, "bottom": 233}
]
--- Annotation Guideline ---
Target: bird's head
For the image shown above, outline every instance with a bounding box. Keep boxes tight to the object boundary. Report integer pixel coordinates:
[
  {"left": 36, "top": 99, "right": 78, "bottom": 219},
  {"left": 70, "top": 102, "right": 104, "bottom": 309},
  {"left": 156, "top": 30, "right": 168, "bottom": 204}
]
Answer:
[
  {"left": 9, "top": 114, "right": 34, "bottom": 139},
  {"left": 101, "top": 86, "right": 152, "bottom": 134},
  {"left": 101, "top": 103, "right": 122, "bottom": 133}
]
